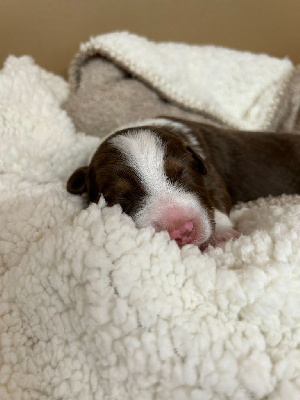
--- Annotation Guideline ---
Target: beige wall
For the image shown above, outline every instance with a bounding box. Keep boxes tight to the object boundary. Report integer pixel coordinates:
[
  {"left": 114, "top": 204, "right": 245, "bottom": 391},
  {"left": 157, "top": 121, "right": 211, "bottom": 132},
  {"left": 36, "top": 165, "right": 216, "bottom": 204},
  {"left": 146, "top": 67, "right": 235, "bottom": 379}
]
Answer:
[{"left": 1, "top": 0, "right": 300, "bottom": 77}]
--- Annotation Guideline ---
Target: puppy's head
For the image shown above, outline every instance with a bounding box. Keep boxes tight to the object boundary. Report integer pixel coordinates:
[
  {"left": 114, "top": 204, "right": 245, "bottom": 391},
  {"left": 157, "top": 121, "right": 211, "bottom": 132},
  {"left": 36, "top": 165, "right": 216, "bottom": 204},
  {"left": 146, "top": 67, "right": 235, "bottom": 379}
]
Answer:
[{"left": 67, "top": 125, "right": 215, "bottom": 247}]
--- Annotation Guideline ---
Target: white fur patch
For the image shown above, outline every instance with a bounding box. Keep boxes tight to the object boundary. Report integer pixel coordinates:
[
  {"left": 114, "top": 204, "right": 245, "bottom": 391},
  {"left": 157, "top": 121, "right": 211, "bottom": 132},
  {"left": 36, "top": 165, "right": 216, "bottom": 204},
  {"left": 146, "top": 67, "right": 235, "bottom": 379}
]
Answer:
[
  {"left": 110, "top": 129, "right": 167, "bottom": 194},
  {"left": 118, "top": 117, "right": 191, "bottom": 134},
  {"left": 206, "top": 209, "right": 240, "bottom": 246},
  {"left": 214, "top": 209, "right": 233, "bottom": 231}
]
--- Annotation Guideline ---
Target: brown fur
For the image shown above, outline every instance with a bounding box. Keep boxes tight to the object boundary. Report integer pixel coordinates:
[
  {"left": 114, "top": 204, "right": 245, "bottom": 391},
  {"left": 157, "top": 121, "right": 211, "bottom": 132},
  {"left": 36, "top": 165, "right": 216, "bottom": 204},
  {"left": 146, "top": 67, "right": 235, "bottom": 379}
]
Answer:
[{"left": 179, "top": 119, "right": 300, "bottom": 204}]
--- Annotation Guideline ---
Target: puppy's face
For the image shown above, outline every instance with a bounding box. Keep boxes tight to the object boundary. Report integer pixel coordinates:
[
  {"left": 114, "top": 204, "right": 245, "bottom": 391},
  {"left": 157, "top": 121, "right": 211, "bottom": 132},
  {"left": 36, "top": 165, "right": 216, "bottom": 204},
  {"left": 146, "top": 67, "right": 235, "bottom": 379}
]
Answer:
[{"left": 67, "top": 126, "right": 215, "bottom": 247}]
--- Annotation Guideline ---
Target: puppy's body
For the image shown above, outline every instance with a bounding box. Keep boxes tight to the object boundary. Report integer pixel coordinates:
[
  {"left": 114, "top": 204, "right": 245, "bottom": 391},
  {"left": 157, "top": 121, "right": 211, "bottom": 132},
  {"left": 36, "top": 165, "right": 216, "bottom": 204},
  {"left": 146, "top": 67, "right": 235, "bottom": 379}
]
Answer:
[
  {"left": 67, "top": 117, "right": 300, "bottom": 249},
  {"left": 183, "top": 119, "right": 300, "bottom": 203}
]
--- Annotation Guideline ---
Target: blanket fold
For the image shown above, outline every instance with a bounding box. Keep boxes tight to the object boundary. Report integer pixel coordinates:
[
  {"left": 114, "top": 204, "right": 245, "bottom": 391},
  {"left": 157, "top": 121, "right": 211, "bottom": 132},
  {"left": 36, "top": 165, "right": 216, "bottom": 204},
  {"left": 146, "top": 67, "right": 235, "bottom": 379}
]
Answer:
[
  {"left": 1, "top": 35, "right": 300, "bottom": 400},
  {"left": 65, "top": 31, "right": 300, "bottom": 139}
]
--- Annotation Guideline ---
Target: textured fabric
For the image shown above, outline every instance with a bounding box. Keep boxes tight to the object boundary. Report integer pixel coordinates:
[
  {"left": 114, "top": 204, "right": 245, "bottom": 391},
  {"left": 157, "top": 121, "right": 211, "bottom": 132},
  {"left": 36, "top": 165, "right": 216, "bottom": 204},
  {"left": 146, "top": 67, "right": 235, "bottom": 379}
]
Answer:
[
  {"left": 1, "top": 55, "right": 300, "bottom": 400},
  {"left": 65, "top": 31, "right": 294, "bottom": 139},
  {"left": 65, "top": 56, "right": 224, "bottom": 139}
]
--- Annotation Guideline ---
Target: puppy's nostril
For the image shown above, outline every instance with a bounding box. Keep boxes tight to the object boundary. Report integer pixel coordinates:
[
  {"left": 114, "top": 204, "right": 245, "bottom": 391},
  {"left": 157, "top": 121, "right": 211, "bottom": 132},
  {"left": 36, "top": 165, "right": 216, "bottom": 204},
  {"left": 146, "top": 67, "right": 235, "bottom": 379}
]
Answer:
[{"left": 168, "top": 220, "right": 196, "bottom": 246}]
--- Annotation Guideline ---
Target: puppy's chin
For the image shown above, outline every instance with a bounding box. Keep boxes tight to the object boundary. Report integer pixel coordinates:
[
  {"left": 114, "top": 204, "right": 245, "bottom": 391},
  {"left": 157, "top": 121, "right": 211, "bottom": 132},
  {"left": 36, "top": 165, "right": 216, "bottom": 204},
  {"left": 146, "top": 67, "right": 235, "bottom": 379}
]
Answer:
[{"left": 199, "top": 228, "right": 241, "bottom": 251}]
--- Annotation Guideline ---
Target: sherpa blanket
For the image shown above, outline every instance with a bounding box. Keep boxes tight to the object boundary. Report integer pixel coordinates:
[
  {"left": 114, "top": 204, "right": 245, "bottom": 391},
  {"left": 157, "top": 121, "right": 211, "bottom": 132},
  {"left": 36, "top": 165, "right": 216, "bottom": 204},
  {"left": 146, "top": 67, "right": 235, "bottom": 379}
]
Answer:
[
  {"left": 65, "top": 31, "right": 300, "bottom": 138},
  {"left": 1, "top": 36, "right": 300, "bottom": 400}
]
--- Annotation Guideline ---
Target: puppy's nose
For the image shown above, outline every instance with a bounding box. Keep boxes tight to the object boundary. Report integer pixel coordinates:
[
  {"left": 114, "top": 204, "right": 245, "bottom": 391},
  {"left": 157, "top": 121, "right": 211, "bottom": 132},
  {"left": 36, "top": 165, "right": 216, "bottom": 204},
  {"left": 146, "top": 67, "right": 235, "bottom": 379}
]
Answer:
[{"left": 168, "top": 220, "right": 196, "bottom": 247}]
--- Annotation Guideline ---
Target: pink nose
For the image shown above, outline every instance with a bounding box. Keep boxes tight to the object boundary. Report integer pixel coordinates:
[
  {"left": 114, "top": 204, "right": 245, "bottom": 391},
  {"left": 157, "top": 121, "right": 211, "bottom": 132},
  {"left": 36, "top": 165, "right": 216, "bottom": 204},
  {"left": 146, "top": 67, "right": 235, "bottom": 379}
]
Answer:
[{"left": 168, "top": 220, "right": 196, "bottom": 247}]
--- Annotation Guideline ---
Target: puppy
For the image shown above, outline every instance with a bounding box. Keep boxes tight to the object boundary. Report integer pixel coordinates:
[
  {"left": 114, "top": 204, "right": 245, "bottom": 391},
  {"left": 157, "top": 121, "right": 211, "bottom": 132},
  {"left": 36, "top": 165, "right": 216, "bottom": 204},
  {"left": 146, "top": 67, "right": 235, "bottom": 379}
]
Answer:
[{"left": 67, "top": 117, "right": 300, "bottom": 249}]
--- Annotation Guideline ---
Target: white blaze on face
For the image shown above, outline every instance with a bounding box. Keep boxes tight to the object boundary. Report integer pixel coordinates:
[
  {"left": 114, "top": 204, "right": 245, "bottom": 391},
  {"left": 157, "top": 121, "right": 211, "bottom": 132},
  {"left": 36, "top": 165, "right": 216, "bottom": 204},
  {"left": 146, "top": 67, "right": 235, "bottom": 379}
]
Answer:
[
  {"left": 119, "top": 118, "right": 191, "bottom": 134},
  {"left": 110, "top": 129, "right": 212, "bottom": 245},
  {"left": 111, "top": 129, "right": 167, "bottom": 194}
]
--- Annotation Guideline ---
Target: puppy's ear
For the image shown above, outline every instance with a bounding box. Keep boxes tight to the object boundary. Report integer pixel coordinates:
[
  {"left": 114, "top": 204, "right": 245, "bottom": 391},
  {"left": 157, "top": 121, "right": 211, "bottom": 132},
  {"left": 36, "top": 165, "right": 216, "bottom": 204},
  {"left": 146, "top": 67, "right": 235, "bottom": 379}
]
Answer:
[
  {"left": 186, "top": 146, "right": 207, "bottom": 175},
  {"left": 67, "top": 166, "right": 88, "bottom": 194}
]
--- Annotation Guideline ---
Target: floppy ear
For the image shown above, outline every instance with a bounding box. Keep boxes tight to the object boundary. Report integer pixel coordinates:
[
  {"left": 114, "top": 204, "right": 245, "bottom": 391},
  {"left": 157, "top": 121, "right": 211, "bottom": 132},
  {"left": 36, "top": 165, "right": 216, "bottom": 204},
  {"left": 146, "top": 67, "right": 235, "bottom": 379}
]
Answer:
[
  {"left": 67, "top": 166, "right": 88, "bottom": 194},
  {"left": 186, "top": 146, "right": 207, "bottom": 175}
]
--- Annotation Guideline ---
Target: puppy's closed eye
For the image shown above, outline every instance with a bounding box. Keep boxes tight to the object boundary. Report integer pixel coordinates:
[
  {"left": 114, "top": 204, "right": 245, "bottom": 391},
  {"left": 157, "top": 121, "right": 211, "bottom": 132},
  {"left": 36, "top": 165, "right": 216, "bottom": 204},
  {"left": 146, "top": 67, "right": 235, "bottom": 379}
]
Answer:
[
  {"left": 103, "top": 179, "right": 132, "bottom": 208},
  {"left": 104, "top": 193, "right": 130, "bottom": 207}
]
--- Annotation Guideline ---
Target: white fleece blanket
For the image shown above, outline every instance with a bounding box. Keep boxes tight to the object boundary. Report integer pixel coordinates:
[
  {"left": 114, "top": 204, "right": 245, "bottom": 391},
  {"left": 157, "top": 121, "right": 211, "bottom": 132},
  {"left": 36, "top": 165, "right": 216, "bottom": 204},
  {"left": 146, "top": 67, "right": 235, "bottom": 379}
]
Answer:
[
  {"left": 71, "top": 31, "right": 294, "bottom": 130},
  {"left": 1, "top": 54, "right": 300, "bottom": 400}
]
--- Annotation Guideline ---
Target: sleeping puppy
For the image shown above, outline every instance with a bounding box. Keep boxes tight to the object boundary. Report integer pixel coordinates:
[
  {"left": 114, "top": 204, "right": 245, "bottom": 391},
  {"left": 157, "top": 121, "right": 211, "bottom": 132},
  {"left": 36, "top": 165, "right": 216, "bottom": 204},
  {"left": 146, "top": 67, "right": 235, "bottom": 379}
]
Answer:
[{"left": 67, "top": 117, "right": 300, "bottom": 249}]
